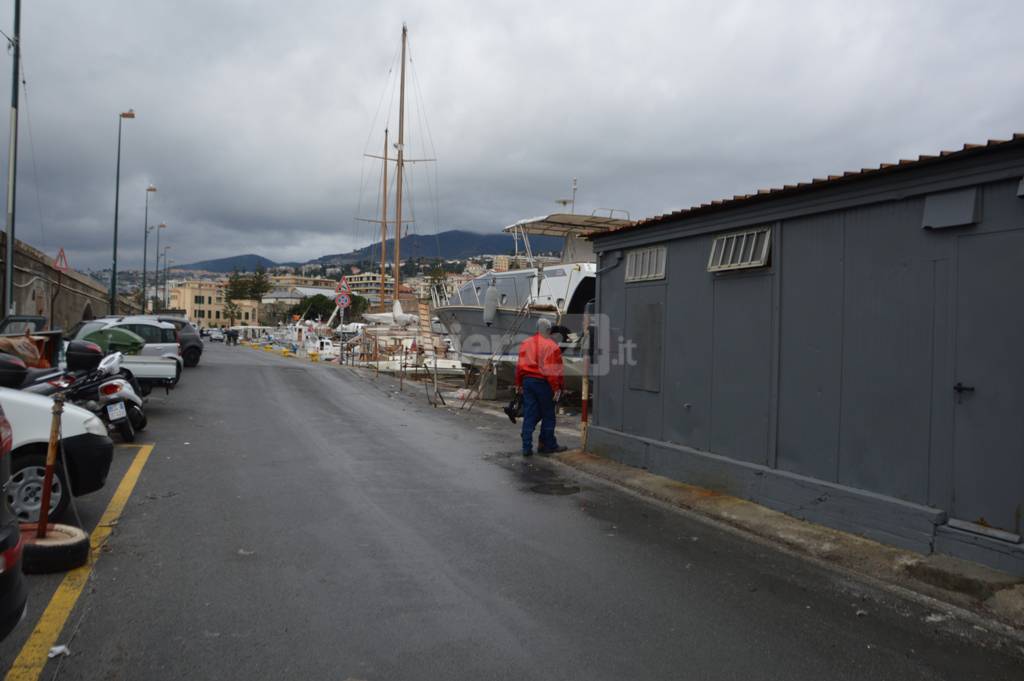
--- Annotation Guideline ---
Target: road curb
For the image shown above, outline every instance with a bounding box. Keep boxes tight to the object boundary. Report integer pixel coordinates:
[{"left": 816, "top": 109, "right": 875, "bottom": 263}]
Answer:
[{"left": 550, "top": 448, "right": 1024, "bottom": 633}]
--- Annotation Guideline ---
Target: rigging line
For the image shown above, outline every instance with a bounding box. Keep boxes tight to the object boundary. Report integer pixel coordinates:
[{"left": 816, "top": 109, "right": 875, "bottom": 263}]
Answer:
[
  {"left": 354, "top": 47, "right": 399, "bottom": 250},
  {"left": 360, "top": 46, "right": 399, "bottom": 156},
  {"left": 408, "top": 48, "right": 443, "bottom": 259},
  {"left": 19, "top": 58, "right": 46, "bottom": 242}
]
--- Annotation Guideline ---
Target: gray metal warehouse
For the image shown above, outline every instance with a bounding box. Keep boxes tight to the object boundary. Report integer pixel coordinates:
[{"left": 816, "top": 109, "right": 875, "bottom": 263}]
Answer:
[{"left": 588, "top": 135, "right": 1024, "bottom": 575}]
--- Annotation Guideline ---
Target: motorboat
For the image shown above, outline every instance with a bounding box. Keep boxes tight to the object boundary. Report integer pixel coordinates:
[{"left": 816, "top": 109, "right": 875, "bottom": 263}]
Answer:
[{"left": 432, "top": 212, "right": 631, "bottom": 387}]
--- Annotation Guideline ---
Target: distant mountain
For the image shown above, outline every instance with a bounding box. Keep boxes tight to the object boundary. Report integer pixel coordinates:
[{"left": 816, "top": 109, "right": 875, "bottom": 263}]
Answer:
[
  {"left": 176, "top": 230, "right": 564, "bottom": 272},
  {"left": 176, "top": 254, "right": 278, "bottom": 273},
  {"left": 309, "top": 230, "right": 563, "bottom": 266}
]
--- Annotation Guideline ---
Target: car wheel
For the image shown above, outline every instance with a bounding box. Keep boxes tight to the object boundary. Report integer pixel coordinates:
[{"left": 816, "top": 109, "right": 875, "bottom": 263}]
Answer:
[
  {"left": 183, "top": 348, "right": 201, "bottom": 368},
  {"left": 6, "top": 453, "right": 69, "bottom": 523},
  {"left": 21, "top": 524, "right": 90, "bottom": 574}
]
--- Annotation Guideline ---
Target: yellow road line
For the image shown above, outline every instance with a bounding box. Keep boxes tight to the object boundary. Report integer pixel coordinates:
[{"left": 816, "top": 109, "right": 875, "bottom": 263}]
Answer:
[{"left": 4, "top": 444, "right": 154, "bottom": 681}]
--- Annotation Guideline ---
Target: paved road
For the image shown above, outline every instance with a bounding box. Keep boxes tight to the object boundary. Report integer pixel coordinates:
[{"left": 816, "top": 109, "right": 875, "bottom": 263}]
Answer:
[{"left": 3, "top": 345, "right": 1022, "bottom": 680}]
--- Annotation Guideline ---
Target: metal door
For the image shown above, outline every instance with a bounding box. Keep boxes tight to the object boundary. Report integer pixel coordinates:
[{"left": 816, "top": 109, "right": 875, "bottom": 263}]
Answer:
[{"left": 952, "top": 229, "right": 1024, "bottom": 534}]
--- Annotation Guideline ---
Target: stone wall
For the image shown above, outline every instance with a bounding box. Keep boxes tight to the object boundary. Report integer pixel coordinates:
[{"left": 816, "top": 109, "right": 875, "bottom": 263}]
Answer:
[{"left": 0, "top": 232, "right": 140, "bottom": 332}]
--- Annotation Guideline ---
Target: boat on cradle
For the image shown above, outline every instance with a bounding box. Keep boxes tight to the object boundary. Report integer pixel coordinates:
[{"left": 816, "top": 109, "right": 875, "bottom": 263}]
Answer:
[{"left": 432, "top": 212, "right": 632, "bottom": 388}]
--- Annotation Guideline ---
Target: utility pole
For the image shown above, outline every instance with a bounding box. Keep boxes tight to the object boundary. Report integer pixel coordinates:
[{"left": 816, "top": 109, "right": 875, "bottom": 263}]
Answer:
[{"left": 3, "top": 0, "right": 21, "bottom": 316}]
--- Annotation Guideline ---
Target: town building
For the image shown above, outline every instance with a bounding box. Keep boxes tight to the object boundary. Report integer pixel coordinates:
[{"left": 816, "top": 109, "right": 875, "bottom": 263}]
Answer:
[
  {"left": 261, "top": 285, "right": 338, "bottom": 305},
  {"left": 168, "top": 280, "right": 260, "bottom": 327},
  {"left": 588, "top": 135, "right": 1024, "bottom": 575},
  {"left": 492, "top": 254, "right": 511, "bottom": 272},
  {"left": 345, "top": 272, "right": 395, "bottom": 298},
  {"left": 464, "top": 261, "right": 486, "bottom": 276},
  {"left": 270, "top": 274, "right": 337, "bottom": 289}
]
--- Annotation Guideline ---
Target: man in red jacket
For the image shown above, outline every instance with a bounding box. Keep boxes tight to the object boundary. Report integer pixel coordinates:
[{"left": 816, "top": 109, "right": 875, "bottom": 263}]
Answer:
[{"left": 515, "top": 318, "right": 567, "bottom": 456}]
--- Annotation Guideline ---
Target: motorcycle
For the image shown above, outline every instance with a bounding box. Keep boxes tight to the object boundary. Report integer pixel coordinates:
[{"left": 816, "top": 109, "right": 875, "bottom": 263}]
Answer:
[{"left": 22, "top": 343, "right": 147, "bottom": 442}]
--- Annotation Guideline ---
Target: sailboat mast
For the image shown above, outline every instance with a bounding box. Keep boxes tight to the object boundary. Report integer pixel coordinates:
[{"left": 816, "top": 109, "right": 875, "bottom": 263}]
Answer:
[
  {"left": 393, "top": 23, "right": 407, "bottom": 305},
  {"left": 380, "top": 128, "right": 389, "bottom": 308}
]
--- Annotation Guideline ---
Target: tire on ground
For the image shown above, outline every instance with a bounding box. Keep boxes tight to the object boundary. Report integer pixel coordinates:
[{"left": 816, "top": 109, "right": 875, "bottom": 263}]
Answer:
[
  {"left": 118, "top": 418, "right": 135, "bottom": 442},
  {"left": 128, "top": 403, "right": 147, "bottom": 431},
  {"left": 183, "top": 348, "right": 201, "bottom": 368},
  {"left": 21, "top": 523, "right": 90, "bottom": 574}
]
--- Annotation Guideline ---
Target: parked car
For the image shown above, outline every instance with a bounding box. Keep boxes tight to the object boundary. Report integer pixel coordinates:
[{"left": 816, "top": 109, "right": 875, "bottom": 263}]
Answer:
[
  {"left": 150, "top": 316, "right": 203, "bottom": 368},
  {"left": 209, "top": 329, "right": 225, "bottom": 343},
  {"left": 64, "top": 322, "right": 179, "bottom": 394},
  {"left": 0, "top": 365, "right": 114, "bottom": 522},
  {"left": 0, "top": 396, "right": 26, "bottom": 642},
  {"left": 76, "top": 317, "right": 183, "bottom": 381}
]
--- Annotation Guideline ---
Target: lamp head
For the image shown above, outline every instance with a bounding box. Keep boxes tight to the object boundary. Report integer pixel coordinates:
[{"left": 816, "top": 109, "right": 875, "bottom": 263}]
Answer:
[{"left": 120, "top": 109, "right": 135, "bottom": 119}]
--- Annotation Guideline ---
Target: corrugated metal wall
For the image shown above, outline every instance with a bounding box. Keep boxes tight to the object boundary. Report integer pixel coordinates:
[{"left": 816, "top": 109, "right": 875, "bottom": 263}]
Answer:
[{"left": 594, "top": 176, "right": 1024, "bottom": 531}]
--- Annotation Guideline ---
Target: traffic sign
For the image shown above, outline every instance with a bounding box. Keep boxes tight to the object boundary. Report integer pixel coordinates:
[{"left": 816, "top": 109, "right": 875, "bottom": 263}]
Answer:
[
  {"left": 53, "top": 248, "right": 69, "bottom": 272},
  {"left": 335, "top": 292, "right": 351, "bottom": 309}
]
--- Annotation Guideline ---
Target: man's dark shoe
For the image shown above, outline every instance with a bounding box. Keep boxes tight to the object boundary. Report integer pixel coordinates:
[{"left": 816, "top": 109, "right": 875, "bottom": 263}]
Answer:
[
  {"left": 538, "top": 445, "right": 568, "bottom": 454},
  {"left": 522, "top": 449, "right": 534, "bottom": 457}
]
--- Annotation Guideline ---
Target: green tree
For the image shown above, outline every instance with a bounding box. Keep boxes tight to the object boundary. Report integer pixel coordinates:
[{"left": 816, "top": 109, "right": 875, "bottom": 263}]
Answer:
[
  {"left": 346, "top": 294, "right": 369, "bottom": 322},
  {"left": 247, "top": 267, "right": 273, "bottom": 299},
  {"left": 225, "top": 268, "right": 249, "bottom": 301},
  {"left": 223, "top": 268, "right": 249, "bottom": 326},
  {"left": 224, "top": 301, "right": 241, "bottom": 326},
  {"left": 288, "top": 294, "right": 335, "bottom": 322}
]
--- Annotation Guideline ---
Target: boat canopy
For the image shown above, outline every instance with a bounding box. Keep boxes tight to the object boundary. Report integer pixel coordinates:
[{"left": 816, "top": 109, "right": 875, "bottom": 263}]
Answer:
[
  {"left": 502, "top": 212, "right": 632, "bottom": 237},
  {"left": 503, "top": 213, "right": 633, "bottom": 264}
]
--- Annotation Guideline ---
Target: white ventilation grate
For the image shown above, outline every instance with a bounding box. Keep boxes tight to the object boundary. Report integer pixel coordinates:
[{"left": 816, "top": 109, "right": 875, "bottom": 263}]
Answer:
[
  {"left": 707, "top": 227, "right": 772, "bottom": 272},
  {"left": 625, "top": 246, "right": 667, "bottom": 283}
]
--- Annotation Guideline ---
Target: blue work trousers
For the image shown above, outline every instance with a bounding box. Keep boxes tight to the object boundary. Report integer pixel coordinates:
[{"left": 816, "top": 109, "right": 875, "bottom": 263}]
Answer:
[{"left": 521, "top": 376, "right": 558, "bottom": 453}]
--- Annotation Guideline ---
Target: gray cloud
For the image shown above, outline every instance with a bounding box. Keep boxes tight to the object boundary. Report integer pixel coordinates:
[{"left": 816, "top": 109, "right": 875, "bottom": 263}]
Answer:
[{"left": 1, "top": 0, "right": 1021, "bottom": 270}]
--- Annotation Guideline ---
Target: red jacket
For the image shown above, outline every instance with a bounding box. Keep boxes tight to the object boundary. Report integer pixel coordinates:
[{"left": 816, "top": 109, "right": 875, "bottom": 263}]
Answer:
[{"left": 515, "top": 332, "right": 564, "bottom": 392}]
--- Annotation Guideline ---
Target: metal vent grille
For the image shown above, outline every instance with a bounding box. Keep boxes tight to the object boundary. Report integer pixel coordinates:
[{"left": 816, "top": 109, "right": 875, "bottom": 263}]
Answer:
[
  {"left": 625, "top": 246, "right": 667, "bottom": 283},
  {"left": 707, "top": 227, "right": 771, "bottom": 272}
]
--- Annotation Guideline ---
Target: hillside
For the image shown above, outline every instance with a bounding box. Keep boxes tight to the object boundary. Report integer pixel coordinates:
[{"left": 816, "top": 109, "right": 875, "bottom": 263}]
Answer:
[
  {"left": 309, "top": 230, "right": 563, "bottom": 265},
  {"left": 176, "top": 253, "right": 277, "bottom": 273},
  {"left": 177, "top": 230, "right": 564, "bottom": 272}
]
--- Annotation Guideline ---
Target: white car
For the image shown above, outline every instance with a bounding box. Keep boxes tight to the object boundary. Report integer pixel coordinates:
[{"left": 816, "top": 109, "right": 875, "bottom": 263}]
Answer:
[
  {"left": 70, "top": 317, "right": 183, "bottom": 383},
  {"left": 0, "top": 387, "right": 114, "bottom": 522}
]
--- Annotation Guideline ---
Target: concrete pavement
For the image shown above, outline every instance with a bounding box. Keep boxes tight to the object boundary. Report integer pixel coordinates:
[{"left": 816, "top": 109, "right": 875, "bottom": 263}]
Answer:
[{"left": 2, "top": 344, "right": 1022, "bottom": 680}]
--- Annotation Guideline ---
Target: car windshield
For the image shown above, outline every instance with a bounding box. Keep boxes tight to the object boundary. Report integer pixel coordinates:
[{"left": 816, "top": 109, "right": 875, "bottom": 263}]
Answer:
[{"left": 68, "top": 320, "right": 108, "bottom": 340}]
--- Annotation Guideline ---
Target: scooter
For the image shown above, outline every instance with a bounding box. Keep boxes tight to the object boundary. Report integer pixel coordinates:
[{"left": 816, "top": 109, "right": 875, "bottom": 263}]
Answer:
[{"left": 23, "top": 350, "right": 146, "bottom": 442}]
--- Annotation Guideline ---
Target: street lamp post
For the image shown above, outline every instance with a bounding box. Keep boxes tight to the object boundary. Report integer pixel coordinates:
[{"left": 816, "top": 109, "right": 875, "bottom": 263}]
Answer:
[
  {"left": 161, "top": 246, "right": 171, "bottom": 309},
  {"left": 111, "top": 109, "right": 135, "bottom": 313},
  {"left": 141, "top": 184, "right": 156, "bottom": 311},
  {"left": 153, "top": 223, "right": 166, "bottom": 311}
]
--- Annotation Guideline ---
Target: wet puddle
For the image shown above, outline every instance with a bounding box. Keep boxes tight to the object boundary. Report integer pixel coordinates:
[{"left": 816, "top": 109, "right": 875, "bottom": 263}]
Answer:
[
  {"left": 530, "top": 482, "right": 581, "bottom": 496},
  {"left": 485, "top": 451, "right": 584, "bottom": 496}
]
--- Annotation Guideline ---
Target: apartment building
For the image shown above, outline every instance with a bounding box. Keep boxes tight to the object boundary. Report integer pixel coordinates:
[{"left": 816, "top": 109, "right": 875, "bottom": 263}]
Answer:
[{"left": 168, "top": 280, "right": 260, "bottom": 327}]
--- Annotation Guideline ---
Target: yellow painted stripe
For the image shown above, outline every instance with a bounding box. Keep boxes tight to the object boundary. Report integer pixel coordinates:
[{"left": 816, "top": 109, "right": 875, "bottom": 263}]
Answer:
[{"left": 4, "top": 444, "right": 154, "bottom": 681}]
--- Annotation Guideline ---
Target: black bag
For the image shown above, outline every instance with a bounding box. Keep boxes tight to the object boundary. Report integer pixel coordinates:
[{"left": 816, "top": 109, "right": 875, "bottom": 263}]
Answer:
[{"left": 503, "top": 392, "right": 524, "bottom": 423}]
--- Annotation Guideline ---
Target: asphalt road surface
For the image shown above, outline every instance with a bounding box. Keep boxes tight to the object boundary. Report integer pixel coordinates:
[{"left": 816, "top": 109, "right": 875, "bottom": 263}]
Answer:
[{"left": 2, "top": 345, "right": 1022, "bottom": 680}]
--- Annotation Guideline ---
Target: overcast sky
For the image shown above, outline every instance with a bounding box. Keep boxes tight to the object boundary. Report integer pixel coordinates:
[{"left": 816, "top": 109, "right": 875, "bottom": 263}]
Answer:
[{"left": 1, "top": 0, "right": 1022, "bottom": 270}]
